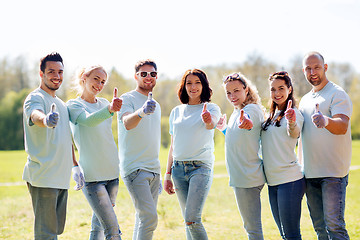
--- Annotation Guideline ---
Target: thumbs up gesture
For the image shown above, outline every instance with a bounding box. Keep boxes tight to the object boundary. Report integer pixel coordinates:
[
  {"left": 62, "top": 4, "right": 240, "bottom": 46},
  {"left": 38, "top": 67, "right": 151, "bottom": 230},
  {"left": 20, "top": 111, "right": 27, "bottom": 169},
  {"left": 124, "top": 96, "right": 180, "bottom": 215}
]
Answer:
[
  {"left": 311, "top": 103, "right": 329, "bottom": 128},
  {"left": 284, "top": 100, "right": 296, "bottom": 124},
  {"left": 143, "top": 92, "right": 156, "bottom": 115},
  {"left": 109, "top": 87, "right": 122, "bottom": 113},
  {"left": 216, "top": 114, "right": 227, "bottom": 132},
  {"left": 238, "top": 109, "right": 253, "bottom": 130},
  {"left": 44, "top": 103, "right": 59, "bottom": 128},
  {"left": 201, "top": 102, "right": 212, "bottom": 125}
]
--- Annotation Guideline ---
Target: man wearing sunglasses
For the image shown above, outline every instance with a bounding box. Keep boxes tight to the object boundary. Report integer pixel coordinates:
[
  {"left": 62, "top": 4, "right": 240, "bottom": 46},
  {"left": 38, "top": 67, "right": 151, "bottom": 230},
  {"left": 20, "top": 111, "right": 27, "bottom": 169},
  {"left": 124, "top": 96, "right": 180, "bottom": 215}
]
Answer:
[
  {"left": 299, "top": 52, "right": 352, "bottom": 240},
  {"left": 117, "top": 59, "right": 161, "bottom": 240}
]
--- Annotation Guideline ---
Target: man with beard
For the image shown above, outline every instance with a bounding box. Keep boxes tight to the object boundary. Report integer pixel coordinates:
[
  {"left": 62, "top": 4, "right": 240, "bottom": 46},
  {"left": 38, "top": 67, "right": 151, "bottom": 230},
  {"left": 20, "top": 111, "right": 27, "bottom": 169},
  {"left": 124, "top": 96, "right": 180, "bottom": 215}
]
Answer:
[
  {"left": 299, "top": 52, "right": 352, "bottom": 240},
  {"left": 117, "top": 59, "right": 161, "bottom": 240},
  {"left": 23, "top": 52, "right": 79, "bottom": 239}
]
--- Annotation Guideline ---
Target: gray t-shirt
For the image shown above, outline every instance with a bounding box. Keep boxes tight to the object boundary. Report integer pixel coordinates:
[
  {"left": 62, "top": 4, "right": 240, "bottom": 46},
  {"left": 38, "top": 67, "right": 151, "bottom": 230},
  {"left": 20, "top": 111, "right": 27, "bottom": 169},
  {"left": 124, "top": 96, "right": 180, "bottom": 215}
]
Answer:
[
  {"left": 299, "top": 81, "right": 352, "bottom": 178},
  {"left": 117, "top": 90, "right": 161, "bottom": 177},
  {"left": 23, "top": 88, "right": 72, "bottom": 189}
]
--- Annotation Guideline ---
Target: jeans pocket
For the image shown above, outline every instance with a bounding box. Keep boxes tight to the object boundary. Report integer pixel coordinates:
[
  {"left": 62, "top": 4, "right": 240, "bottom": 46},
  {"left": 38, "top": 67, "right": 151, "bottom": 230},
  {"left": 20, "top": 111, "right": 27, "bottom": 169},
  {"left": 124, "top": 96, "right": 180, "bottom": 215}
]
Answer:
[{"left": 124, "top": 169, "right": 141, "bottom": 183}]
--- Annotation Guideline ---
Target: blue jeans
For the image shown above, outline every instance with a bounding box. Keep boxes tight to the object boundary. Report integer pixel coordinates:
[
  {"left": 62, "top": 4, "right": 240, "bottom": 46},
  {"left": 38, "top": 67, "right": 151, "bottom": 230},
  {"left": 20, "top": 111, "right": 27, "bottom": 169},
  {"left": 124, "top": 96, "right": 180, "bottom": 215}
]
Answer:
[
  {"left": 234, "top": 185, "right": 264, "bottom": 240},
  {"left": 172, "top": 160, "right": 213, "bottom": 240},
  {"left": 306, "top": 175, "right": 349, "bottom": 240},
  {"left": 27, "top": 183, "right": 68, "bottom": 240},
  {"left": 123, "top": 169, "right": 160, "bottom": 240},
  {"left": 82, "top": 178, "right": 121, "bottom": 240},
  {"left": 268, "top": 177, "right": 306, "bottom": 240}
]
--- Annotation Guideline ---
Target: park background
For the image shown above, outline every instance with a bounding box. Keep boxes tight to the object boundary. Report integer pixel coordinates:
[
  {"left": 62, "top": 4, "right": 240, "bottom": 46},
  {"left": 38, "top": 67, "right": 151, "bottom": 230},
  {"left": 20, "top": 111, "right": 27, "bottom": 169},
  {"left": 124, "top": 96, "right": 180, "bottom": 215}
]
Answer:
[{"left": 1, "top": 0, "right": 360, "bottom": 239}]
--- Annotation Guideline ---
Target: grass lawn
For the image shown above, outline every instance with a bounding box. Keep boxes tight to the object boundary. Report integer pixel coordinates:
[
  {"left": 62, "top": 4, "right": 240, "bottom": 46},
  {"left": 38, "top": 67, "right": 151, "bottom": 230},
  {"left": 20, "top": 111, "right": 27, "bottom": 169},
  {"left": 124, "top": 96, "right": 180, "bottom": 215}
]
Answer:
[{"left": 1, "top": 140, "right": 360, "bottom": 239}]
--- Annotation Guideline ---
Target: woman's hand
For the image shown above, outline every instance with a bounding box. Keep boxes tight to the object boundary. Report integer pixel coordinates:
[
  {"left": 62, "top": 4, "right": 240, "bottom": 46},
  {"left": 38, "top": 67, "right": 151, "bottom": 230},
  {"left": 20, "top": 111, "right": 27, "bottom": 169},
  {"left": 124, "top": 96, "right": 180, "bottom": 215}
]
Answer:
[{"left": 238, "top": 109, "right": 253, "bottom": 130}]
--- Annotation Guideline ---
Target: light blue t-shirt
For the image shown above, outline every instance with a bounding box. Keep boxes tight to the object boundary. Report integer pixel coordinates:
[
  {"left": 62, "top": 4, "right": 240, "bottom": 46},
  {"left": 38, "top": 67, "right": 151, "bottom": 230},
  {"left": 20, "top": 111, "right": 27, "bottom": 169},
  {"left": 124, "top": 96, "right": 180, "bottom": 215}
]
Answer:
[
  {"left": 22, "top": 88, "right": 73, "bottom": 189},
  {"left": 261, "top": 108, "right": 304, "bottom": 186},
  {"left": 117, "top": 90, "right": 161, "bottom": 177},
  {"left": 67, "top": 97, "right": 120, "bottom": 182},
  {"left": 225, "top": 104, "right": 265, "bottom": 188},
  {"left": 299, "top": 81, "right": 352, "bottom": 178},
  {"left": 169, "top": 103, "right": 221, "bottom": 165}
]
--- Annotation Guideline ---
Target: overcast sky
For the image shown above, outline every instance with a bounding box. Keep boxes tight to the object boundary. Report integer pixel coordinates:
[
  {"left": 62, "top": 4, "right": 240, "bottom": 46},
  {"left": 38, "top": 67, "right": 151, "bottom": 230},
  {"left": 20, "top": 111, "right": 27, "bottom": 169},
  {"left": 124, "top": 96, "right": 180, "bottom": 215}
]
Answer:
[{"left": 1, "top": 0, "right": 359, "bottom": 79}]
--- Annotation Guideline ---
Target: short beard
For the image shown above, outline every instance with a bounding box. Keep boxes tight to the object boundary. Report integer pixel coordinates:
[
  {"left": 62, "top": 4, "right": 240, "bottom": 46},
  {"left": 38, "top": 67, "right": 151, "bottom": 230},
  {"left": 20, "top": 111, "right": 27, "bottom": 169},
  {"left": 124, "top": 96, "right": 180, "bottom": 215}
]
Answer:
[
  {"left": 44, "top": 81, "right": 60, "bottom": 91},
  {"left": 139, "top": 85, "right": 154, "bottom": 92}
]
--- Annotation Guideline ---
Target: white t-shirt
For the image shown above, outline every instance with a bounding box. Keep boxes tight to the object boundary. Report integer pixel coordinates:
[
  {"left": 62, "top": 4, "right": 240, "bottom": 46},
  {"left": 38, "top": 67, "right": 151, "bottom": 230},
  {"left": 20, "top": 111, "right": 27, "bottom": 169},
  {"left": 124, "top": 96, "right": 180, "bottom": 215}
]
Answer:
[
  {"left": 261, "top": 108, "right": 304, "bottom": 186},
  {"left": 67, "top": 97, "right": 119, "bottom": 182},
  {"left": 169, "top": 103, "right": 221, "bottom": 165},
  {"left": 225, "top": 104, "right": 266, "bottom": 188},
  {"left": 299, "top": 81, "right": 352, "bottom": 178},
  {"left": 117, "top": 90, "right": 161, "bottom": 177},
  {"left": 22, "top": 88, "right": 73, "bottom": 189}
]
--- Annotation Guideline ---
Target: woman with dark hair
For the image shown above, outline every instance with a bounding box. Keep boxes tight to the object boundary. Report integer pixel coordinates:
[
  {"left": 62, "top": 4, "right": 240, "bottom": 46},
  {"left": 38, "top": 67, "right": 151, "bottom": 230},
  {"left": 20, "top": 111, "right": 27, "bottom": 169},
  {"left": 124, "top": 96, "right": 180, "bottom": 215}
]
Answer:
[
  {"left": 261, "top": 71, "right": 305, "bottom": 240},
  {"left": 218, "top": 72, "right": 266, "bottom": 240},
  {"left": 163, "top": 69, "right": 221, "bottom": 239}
]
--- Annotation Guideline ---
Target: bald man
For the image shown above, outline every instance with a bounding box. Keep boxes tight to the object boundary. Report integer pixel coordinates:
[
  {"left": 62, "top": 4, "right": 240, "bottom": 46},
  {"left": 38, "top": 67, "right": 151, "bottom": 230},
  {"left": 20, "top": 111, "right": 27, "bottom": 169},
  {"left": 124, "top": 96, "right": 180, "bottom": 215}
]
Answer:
[{"left": 299, "top": 52, "right": 352, "bottom": 240}]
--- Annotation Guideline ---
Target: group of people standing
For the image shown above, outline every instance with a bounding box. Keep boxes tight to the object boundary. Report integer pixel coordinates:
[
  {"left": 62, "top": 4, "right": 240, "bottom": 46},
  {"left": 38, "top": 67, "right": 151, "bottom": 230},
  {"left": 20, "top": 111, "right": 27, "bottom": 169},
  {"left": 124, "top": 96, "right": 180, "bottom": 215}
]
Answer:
[{"left": 22, "top": 51, "right": 352, "bottom": 240}]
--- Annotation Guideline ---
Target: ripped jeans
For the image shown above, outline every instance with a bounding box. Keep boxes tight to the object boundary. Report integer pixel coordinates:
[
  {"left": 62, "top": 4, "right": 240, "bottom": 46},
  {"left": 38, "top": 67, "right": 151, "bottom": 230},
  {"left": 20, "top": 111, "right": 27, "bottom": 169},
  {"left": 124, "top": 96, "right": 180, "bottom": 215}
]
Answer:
[{"left": 172, "top": 160, "right": 213, "bottom": 240}]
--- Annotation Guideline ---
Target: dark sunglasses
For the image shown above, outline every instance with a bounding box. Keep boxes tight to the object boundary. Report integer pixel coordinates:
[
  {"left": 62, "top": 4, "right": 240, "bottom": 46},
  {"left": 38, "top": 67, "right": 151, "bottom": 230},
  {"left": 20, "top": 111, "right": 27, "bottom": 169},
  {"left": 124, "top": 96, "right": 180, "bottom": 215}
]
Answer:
[
  {"left": 224, "top": 73, "right": 247, "bottom": 87},
  {"left": 137, "top": 71, "right": 157, "bottom": 78}
]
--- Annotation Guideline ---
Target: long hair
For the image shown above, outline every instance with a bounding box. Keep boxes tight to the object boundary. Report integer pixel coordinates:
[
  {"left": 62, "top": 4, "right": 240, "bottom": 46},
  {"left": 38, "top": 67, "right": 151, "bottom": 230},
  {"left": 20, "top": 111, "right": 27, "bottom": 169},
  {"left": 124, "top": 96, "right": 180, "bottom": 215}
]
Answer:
[
  {"left": 178, "top": 69, "right": 212, "bottom": 104},
  {"left": 262, "top": 71, "right": 296, "bottom": 131},
  {"left": 223, "top": 72, "right": 261, "bottom": 107}
]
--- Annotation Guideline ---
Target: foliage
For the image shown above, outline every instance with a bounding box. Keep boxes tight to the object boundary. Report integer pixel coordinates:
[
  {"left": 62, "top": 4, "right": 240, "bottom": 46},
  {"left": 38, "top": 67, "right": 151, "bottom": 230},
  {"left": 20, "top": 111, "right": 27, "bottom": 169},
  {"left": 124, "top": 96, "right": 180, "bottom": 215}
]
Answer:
[
  {"left": 0, "top": 89, "right": 31, "bottom": 150},
  {"left": 1, "top": 53, "right": 360, "bottom": 150}
]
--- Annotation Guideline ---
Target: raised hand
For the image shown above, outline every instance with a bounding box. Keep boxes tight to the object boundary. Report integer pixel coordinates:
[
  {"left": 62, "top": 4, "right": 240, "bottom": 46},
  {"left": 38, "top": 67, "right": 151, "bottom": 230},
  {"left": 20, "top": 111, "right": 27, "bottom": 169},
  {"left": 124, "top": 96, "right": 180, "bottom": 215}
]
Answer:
[
  {"left": 311, "top": 103, "right": 329, "bottom": 128},
  {"left": 143, "top": 92, "right": 156, "bottom": 115},
  {"left": 216, "top": 114, "right": 227, "bottom": 132},
  {"left": 238, "top": 109, "right": 253, "bottom": 130},
  {"left": 284, "top": 100, "right": 296, "bottom": 124},
  {"left": 44, "top": 103, "right": 59, "bottom": 128},
  {"left": 109, "top": 87, "right": 122, "bottom": 113},
  {"left": 201, "top": 102, "right": 212, "bottom": 125}
]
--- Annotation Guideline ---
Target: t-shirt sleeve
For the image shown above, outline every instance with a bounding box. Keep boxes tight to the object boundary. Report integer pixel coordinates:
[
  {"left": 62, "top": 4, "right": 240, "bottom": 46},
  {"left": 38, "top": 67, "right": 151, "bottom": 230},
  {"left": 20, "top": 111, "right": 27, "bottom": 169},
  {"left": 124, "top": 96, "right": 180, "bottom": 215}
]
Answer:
[
  {"left": 118, "top": 94, "right": 135, "bottom": 122},
  {"left": 169, "top": 108, "right": 175, "bottom": 135},
  {"left": 295, "top": 108, "right": 304, "bottom": 130},
  {"left": 67, "top": 100, "right": 84, "bottom": 124},
  {"left": 330, "top": 91, "right": 352, "bottom": 118},
  {"left": 244, "top": 104, "right": 264, "bottom": 126},
  {"left": 67, "top": 100, "right": 112, "bottom": 127},
  {"left": 24, "top": 93, "right": 45, "bottom": 126},
  {"left": 208, "top": 103, "right": 221, "bottom": 123}
]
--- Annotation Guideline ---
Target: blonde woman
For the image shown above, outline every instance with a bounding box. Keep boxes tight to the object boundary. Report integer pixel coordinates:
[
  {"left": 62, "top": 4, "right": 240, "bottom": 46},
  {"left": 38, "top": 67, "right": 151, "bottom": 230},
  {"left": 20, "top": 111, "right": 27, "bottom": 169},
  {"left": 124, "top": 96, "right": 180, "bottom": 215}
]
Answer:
[
  {"left": 67, "top": 65, "right": 122, "bottom": 240},
  {"left": 219, "top": 72, "right": 265, "bottom": 240}
]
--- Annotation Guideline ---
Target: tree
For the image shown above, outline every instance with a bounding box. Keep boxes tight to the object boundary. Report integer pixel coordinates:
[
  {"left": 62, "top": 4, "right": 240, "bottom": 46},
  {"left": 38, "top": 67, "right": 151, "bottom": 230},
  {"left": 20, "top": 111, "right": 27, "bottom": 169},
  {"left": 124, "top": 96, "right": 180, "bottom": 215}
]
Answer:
[
  {"left": 0, "top": 89, "right": 31, "bottom": 150},
  {"left": 0, "top": 56, "right": 31, "bottom": 100}
]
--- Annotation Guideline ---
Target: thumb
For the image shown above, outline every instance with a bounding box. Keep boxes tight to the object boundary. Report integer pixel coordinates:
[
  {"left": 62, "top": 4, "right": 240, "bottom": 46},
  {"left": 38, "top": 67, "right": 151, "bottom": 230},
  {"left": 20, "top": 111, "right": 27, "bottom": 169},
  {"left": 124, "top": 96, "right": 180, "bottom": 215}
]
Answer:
[
  {"left": 239, "top": 109, "right": 244, "bottom": 121},
  {"left": 51, "top": 103, "right": 56, "bottom": 113},
  {"left": 148, "top": 92, "right": 153, "bottom": 100},
  {"left": 113, "top": 87, "right": 118, "bottom": 98},
  {"left": 286, "top": 100, "right": 292, "bottom": 111},
  {"left": 202, "top": 102, "right": 207, "bottom": 113},
  {"left": 315, "top": 103, "right": 320, "bottom": 113}
]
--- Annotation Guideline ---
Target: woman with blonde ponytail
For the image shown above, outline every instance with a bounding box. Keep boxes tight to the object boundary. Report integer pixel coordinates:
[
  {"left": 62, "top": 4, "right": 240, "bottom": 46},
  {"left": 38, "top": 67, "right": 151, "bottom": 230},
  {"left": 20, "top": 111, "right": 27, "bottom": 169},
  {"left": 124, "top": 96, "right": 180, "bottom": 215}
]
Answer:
[{"left": 67, "top": 65, "right": 123, "bottom": 240}]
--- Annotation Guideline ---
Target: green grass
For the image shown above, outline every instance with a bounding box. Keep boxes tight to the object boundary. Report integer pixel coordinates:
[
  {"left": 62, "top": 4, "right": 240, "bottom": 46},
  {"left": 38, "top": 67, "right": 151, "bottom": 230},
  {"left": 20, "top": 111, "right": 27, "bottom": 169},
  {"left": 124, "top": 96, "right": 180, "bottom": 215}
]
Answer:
[{"left": 1, "top": 140, "right": 360, "bottom": 239}]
